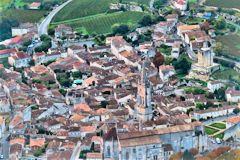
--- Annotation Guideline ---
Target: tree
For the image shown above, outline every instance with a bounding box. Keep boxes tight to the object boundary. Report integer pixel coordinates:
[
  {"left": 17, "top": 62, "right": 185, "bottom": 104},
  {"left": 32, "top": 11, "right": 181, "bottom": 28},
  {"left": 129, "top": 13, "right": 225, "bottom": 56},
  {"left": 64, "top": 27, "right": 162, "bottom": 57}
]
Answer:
[
  {"left": 153, "top": 51, "right": 164, "bottom": 68},
  {"left": 112, "top": 24, "right": 129, "bottom": 35},
  {"left": 214, "top": 87, "right": 226, "bottom": 101},
  {"left": 233, "top": 108, "right": 240, "bottom": 114},
  {"left": 214, "top": 42, "right": 223, "bottom": 56},
  {"left": 29, "top": 60, "right": 35, "bottom": 66},
  {"left": 215, "top": 18, "right": 226, "bottom": 30},
  {"left": 196, "top": 103, "right": 205, "bottom": 110},
  {"left": 183, "top": 150, "right": 194, "bottom": 160},
  {"left": 173, "top": 56, "right": 191, "bottom": 74},
  {"left": 48, "top": 27, "right": 55, "bottom": 36},
  {"left": 138, "top": 15, "right": 153, "bottom": 27}
]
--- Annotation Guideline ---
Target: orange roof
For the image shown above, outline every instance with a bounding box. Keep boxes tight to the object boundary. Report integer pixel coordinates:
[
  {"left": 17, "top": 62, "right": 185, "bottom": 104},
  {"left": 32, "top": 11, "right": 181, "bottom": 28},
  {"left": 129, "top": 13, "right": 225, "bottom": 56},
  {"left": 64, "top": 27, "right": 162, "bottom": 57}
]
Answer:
[
  {"left": 30, "top": 138, "right": 45, "bottom": 148},
  {"left": 70, "top": 114, "right": 85, "bottom": 122},
  {"left": 10, "top": 137, "right": 25, "bottom": 145},
  {"left": 9, "top": 36, "right": 23, "bottom": 45},
  {"left": 120, "top": 50, "right": 135, "bottom": 58},
  {"left": 74, "top": 103, "right": 92, "bottom": 112},
  {"left": 31, "top": 65, "right": 49, "bottom": 74},
  {"left": 226, "top": 116, "right": 240, "bottom": 124},
  {"left": 178, "top": 24, "right": 200, "bottom": 32},
  {"left": 9, "top": 115, "right": 22, "bottom": 127},
  {"left": 86, "top": 152, "right": 102, "bottom": 159},
  {"left": 80, "top": 126, "right": 97, "bottom": 133}
]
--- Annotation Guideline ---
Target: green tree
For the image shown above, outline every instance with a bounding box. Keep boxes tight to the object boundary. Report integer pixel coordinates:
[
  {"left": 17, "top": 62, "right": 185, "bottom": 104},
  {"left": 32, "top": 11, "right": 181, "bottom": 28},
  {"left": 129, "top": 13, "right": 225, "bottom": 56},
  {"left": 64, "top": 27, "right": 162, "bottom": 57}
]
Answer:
[
  {"left": 233, "top": 108, "right": 240, "bottom": 114},
  {"left": 215, "top": 18, "right": 226, "bottom": 30},
  {"left": 173, "top": 56, "right": 191, "bottom": 74},
  {"left": 112, "top": 24, "right": 129, "bottom": 35},
  {"left": 138, "top": 15, "right": 153, "bottom": 27}
]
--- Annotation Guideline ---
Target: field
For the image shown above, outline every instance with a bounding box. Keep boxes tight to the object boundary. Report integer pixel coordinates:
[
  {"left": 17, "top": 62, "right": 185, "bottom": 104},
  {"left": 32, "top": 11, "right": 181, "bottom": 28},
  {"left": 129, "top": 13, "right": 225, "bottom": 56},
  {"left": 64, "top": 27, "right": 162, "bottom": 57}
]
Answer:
[
  {"left": 217, "top": 34, "right": 240, "bottom": 58},
  {"left": 52, "top": 11, "right": 146, "bottom": 34},
  {"left": 205, "top": 126, "right": 219, "bottom": 135},
  {"left": 0, "top": 0, "right": 11, "bottom": 11},
  {"left": 205, "top": 0, "right": 240, "bottom": 9},
  {"left": 212, "top": 67, "right": 240, "bottom": 83},
  {"left": 122, "top": 0, "right": 150, "bottom": 5},
  {"left": 210, "top": 123, "right": 226, "bottom": 129},
  {"left": 4, "top": 9, "right": 47, "bottom": 23},
  {"left": 53, "top": 0, "right": 118, "bottom": 22}
]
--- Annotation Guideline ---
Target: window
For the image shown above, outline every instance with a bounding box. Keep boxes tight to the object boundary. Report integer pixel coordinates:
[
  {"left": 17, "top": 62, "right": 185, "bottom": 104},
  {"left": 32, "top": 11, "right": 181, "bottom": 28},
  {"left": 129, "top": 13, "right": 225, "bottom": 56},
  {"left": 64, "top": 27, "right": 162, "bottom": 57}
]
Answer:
[
  {"left": 153, "top": 155, "right": 158, "bottom": 160},
  {"left": 107, "top": 146, "right": 110, "bottom": 156},
  {"left": 126, "top": 151, "right": 129, "bottom": 160},
  {"left": 133, "top": 148, "right": 136, "bottom": 154}
]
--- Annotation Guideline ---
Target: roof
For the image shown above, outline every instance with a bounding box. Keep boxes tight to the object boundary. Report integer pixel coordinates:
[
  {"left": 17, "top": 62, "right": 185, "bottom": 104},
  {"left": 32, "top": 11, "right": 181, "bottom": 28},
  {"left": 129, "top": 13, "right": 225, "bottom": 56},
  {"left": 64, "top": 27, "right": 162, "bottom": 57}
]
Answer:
[
  {"left": 9, "top": 115, "right": 22, "bottom": 127},
  {"left": 178, "top": 24, "right": 200, "bottom": 32},
  {"left": 159, "top": 65, "right": 175, "bottom": 73},
  {"left": 226, "top": 116, "right": 240, "bottom": 124},
  {"left": 16, "top": 51, "right": 30, "bottom": 59},
  {"left": 86, "top": 152, "right": 103, "bottom": 159},
  {"left": 195, "top": 105, "right": 237, "bottom": 114},
  {"left": 226, "top": 89, "right": 240, "bottom": 97},
  {"left": 10, "top": 138, "right": 25, "bottom": 145},
  {"left": 118, "top": 122, "right": 202, "bottom": 139},
  {"left": 30, "top": 138, "right": 45, "bottom": 148},
  {"left": 103, "top": 128, "right": 117, "bottom": 141},
  {"left": 29, "top": 2, "right": 41, "bottom": 8},
  {"left": 119, "top": 135, "right": 161, "bottom": 147},
  {"left": 80, "top": 126, "right": 97, "bottom": 133},
  {"left": 9, "top": 36, "right": 23, "bottom": 45},
  {"left": 0, "top": 48, "right": 17, "bottom": 55},
  {"left": 74, "top": 103, "right": 92, "bottom": 112}
]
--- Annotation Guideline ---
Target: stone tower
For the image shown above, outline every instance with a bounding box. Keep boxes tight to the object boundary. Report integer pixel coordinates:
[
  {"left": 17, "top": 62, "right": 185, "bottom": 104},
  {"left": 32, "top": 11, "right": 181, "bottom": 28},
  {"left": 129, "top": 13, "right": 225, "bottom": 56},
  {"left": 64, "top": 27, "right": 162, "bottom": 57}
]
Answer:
[
  {"left": 135, "top": 60, "right": 153, "bottom": 121},
  {"left": 197, "top": 42, "right": 213, "bottom": 67}
]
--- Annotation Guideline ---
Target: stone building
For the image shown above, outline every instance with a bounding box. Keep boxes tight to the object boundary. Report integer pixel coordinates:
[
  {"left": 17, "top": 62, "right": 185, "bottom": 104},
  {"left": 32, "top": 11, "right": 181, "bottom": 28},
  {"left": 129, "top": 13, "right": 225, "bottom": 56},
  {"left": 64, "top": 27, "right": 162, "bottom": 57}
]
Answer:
[{"left": 135, "top": 60, "right": 153, "bottom": 122}]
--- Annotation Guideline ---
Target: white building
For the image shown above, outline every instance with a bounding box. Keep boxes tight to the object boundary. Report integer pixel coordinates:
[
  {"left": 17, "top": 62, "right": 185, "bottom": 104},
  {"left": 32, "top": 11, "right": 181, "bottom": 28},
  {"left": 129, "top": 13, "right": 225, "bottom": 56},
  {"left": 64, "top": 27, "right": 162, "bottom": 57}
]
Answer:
[
  {"left": 174, "top": 0, "right": 187, "bottom": 11},
  {"left": 207, "top": 80, "right": 224, "bottom": 93},
  {"left": 226, "top": 88, "right": 240, "bottom": 103},
  {"left": 193, "top": 105, "right": 237, "bottom": 121},
  {"left": 159, "top": 65, "right": 176, "bottom": 81},
  {"left": 8, "top": 52, "right": 31, "bottom": 68}
]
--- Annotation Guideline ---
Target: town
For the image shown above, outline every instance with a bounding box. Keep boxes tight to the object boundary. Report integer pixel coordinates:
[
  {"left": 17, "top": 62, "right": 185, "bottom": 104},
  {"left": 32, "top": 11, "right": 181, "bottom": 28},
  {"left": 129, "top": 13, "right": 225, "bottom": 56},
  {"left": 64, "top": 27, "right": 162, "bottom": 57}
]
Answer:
[{"left": 0, "top": 0, "right": 240, "bottom": 160}]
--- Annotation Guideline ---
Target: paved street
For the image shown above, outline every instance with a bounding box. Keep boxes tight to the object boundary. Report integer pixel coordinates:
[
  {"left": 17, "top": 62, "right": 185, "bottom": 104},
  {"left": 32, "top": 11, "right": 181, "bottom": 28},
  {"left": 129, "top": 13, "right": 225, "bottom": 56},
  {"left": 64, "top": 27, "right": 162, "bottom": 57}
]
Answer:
[
  {"left": 0, "top": 132, "right": 9, "bottom": 160},
  {"left": 38, "top": 0, "right": 72, "bottom": 35},
  {"left": 202, "top": 113, "right": 237, "bottom": 125}
]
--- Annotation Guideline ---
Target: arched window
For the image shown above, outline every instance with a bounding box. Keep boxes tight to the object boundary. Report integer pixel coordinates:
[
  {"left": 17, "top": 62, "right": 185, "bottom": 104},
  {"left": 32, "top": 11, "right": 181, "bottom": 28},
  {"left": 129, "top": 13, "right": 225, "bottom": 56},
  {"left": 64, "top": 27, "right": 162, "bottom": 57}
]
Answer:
[{"left": 107, "top": 146, "right": 110, "bottom": 157}]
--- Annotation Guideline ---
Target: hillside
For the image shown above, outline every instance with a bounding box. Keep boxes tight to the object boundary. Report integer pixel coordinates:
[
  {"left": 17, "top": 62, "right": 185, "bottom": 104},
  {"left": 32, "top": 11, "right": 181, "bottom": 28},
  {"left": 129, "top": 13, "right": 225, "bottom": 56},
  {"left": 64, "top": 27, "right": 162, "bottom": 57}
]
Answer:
[
  {"left": 53, "top": 0, "right": 118, "bottom": 22},
  {"left": 52, "top": 11, "right": 146, "bottom": 34},
  {"left": 52, "top": 0, "right": 151, "bottom": 35}
]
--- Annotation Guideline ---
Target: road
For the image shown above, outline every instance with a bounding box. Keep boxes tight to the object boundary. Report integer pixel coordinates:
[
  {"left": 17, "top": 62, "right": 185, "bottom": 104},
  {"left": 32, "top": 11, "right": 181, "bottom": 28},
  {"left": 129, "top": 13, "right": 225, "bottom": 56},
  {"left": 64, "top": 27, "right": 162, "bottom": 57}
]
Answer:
[
  {"left": 202, "top": 113, "right": 237, "bottom": 125},
  {"left": 0, "top": 131, "right": 9, "bottom": 160},
  {"left": 38, "top": 0, "right": 72, "bottom": 35}
]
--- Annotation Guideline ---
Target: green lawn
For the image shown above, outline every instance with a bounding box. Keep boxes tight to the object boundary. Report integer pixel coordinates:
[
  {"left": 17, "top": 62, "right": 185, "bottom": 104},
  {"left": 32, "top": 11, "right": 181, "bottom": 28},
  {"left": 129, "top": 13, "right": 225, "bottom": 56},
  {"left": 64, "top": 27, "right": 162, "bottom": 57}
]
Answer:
[
  {"left": 205, "top": 126, "right": 219, "bottom": 135},
  {"left": 4, "top": 9, "right": 47, "bottom": 23},
  {"left": 52, "top": 11, "right": 146, "bottom": 34},
  {"left": 205, "top": 0, "right": 240, "bottom": 9},
  {"left": 212, "top": 67, "right": 240, "bottom": 83},
  {"left": 210, "top": 123, "right": 226, "bottom": 129},
  {"left": 0, "top": 0, "right": 11, "bottom": 11},
  {"left": 53, "top": 0, "right": 118, "bottom": 22},
  {"left": 217, "top": 34, "right": 240, "bottom": 58},
  {"left": 214, "top": 133, "right": 224, "bottom": 139},
  {"left": 122, "top": 0, "right": 150, "bottom": 5}
]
